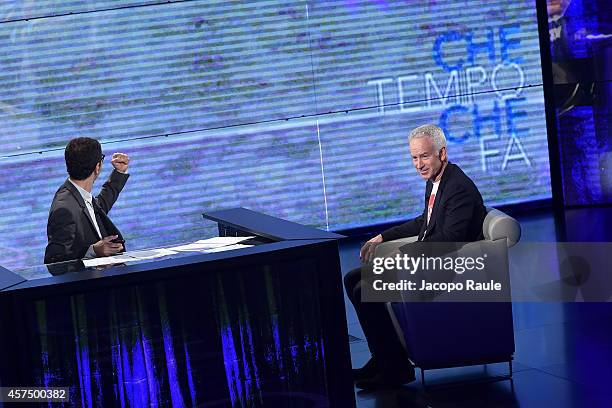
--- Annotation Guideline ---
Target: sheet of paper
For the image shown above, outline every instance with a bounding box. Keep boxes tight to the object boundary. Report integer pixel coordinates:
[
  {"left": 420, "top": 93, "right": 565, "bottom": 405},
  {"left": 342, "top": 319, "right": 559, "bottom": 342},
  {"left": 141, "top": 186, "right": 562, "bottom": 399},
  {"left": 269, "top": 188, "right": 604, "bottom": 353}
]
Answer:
[
  {"left": 204, "top": 244, "right": 253, "bottom": 253},
  {"left": 194, "top": 236, "right": 254, "bottom": 245},
  {"left": 83, "top": 254, "right": 133, "bottom": 267},
  {"left": 82, "top": 249, "right": 177, "bottom": 267},
  {"left": 167, "top": 243, "right": 223, "bottom": 252},
  {"left": 123, "top": 248, "right": 178, "bottom": 260},
  {"left": 168, "top": 236, "right": 255, "bottom": 252}
]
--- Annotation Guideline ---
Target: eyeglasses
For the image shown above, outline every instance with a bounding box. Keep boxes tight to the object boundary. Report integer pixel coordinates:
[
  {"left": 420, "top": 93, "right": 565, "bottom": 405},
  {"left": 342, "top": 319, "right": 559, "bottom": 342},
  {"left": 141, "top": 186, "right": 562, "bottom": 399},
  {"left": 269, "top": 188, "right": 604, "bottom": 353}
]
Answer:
[{"left": 100, "top": 154, "right": 105, "bottom": 163}]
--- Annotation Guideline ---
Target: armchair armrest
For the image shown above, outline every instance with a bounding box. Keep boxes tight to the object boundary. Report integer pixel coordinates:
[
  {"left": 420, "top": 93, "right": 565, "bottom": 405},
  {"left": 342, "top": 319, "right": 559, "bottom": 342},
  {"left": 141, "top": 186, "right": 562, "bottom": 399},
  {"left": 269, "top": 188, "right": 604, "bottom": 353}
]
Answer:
[{"left": 374, "top": 236, "right": 419, "bottom": 258}]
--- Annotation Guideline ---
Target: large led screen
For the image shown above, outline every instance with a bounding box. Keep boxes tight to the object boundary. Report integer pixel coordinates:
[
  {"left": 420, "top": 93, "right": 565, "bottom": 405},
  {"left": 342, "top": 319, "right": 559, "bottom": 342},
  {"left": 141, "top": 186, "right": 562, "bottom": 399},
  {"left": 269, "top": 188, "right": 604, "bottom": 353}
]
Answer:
[{"left": 0, "top": 0, "right": 551, "bottom": 269}]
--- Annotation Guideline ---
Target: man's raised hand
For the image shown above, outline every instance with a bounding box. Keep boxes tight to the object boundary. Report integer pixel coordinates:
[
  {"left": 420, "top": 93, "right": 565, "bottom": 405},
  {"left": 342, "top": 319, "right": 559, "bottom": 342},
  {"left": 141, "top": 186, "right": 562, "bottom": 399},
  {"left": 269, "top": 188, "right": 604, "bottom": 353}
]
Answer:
[{"left": 111, "top": 153, "right": 129, "bottom": 173}]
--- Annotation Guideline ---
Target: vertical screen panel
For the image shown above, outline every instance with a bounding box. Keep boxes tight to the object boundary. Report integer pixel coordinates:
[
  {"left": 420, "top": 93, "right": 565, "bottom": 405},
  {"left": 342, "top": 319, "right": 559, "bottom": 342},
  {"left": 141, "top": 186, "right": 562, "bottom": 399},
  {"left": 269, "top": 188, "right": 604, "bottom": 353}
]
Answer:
[{"left": 546, "top": 0, "right": 612, "bottom": 205}]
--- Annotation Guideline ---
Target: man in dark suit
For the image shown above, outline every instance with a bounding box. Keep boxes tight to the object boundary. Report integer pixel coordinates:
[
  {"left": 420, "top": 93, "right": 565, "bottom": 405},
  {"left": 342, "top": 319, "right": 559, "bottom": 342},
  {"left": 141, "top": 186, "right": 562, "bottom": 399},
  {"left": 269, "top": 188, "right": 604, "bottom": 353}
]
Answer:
[
  {"left": 345, "top": 124, "right": 486, "bottom": 390},
  {"left": 44, "top": 137, "right": 130, "bottom": 264}
]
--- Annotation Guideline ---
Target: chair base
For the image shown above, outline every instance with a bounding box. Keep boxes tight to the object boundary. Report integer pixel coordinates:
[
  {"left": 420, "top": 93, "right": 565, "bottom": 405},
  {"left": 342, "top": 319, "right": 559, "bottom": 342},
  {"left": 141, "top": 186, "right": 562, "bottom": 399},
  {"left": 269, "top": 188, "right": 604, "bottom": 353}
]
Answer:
[{"left": 420, "top": 360, "right": 513, "bottom": 392}]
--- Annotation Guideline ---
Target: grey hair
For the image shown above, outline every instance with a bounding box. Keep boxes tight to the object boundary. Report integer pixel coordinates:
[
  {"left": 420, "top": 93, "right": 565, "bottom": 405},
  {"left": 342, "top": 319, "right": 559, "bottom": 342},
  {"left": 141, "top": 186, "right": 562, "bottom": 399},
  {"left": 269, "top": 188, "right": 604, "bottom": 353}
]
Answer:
[{"left": 408, "top": 124, "right": 447, "bottom": 151}]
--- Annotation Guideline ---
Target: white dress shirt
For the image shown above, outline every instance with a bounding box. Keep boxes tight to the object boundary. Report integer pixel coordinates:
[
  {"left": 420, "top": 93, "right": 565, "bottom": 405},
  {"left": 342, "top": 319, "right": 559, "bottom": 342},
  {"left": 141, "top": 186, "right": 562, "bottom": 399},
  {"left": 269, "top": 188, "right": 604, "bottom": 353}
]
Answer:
[{"left": 68, "top": 179, "right": 101, "bottom": 259}]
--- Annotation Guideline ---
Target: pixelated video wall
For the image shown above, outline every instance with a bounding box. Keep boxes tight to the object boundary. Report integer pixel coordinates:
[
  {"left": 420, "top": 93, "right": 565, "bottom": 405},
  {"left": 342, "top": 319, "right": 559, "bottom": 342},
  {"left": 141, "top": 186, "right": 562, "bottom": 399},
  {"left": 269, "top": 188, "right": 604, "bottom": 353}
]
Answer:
[
  {"left": 0, "top": 0, "right": 551, "bottom": 269},
  {"left": 546, "top": 0, "right": 612, "bottom": 204}
]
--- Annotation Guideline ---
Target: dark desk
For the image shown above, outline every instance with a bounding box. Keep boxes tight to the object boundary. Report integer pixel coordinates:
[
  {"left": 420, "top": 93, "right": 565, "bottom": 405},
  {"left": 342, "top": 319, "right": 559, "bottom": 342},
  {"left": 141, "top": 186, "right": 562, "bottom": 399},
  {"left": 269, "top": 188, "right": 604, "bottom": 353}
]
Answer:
[{"left": 0, "top": 209, "right": 355, "bottom": 407}]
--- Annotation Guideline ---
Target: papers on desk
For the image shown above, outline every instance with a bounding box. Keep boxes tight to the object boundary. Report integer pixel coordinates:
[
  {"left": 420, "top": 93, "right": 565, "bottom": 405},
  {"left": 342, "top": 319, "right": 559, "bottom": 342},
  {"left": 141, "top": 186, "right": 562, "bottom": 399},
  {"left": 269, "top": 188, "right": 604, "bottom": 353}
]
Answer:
[
  {"left": 168, "top": 243, "right": 215, "bottom": 251},
  {"left": 82, "top": 254, "right": 135, "bottom": 267},
  {"left": 168, "top": 236, "right": 254, "bottom": 252},
  {"left": 82, "top": 248, "right": 178, "bottom": 267},
  {"left": 82, "top": 237, "right": 254, "bottom": 267},
  {"left": 124, "top": 248, "right": 178, "bottom": 260},
  {"left": 201, "top": 236, "right": 255, "bottom": 245},
  {"left": 204, "top": 244, "right": 253, "bottom": 253}
]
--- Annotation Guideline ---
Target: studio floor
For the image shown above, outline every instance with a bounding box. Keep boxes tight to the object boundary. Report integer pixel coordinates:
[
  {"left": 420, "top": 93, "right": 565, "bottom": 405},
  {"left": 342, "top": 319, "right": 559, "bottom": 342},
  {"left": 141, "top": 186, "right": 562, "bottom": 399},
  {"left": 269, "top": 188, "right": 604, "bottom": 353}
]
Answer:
[{"left": 339, "top": 207, "right": 612, "bottom": 408}]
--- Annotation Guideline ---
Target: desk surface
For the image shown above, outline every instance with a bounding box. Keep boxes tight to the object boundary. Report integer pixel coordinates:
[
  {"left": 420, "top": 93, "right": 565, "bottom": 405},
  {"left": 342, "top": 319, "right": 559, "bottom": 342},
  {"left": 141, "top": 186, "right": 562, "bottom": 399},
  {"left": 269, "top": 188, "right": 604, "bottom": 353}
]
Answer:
[{"left": 3, "top": 238, "right": 327, "bottom": 292}]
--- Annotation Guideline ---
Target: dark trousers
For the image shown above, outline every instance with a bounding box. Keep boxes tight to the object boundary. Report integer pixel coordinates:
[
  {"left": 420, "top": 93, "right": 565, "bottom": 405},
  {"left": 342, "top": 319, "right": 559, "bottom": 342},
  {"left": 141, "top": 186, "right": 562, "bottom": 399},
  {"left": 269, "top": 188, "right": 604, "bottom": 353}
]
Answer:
[{"left": 344, "top": 265, "right": 411, "bottom": 369}]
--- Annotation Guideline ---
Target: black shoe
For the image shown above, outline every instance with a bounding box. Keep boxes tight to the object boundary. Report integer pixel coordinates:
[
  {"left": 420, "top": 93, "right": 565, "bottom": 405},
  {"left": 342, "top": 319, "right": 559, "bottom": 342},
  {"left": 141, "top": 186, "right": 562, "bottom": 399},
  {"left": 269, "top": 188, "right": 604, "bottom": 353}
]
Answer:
[
  {"left": 352, "top": 356, "right": 377, "bottom": 381},
  {"left": 355, "top": 367, "right": 416, "bottom": 391}
]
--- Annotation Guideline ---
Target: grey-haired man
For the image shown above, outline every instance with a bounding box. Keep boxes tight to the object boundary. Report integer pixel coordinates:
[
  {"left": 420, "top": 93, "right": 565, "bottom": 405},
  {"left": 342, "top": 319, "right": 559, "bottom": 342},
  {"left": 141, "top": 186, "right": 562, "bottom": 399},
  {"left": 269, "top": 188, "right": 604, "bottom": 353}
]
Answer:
[{"left": 344, "top": 124, "right": 487, "bottom": 390}]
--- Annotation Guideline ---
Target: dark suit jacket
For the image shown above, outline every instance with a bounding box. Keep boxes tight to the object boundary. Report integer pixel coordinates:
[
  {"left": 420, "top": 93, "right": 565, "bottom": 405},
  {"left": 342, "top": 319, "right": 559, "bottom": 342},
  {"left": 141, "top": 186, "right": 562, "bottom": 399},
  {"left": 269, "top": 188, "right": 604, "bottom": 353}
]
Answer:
[
  {"left": 381, "top": 162, "right": 486, "bottom": 242},
  {"left": 44, "top": 170, "right": 129, "bottom": 264}
]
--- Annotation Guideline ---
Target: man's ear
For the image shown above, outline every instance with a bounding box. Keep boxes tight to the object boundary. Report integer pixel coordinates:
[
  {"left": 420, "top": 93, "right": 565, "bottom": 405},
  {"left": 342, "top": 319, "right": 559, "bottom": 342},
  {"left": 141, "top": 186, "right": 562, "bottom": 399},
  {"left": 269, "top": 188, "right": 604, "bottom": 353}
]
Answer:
[
  {"left": 94, "top": 162, "right": 101, "bottom": 176},
  {"left": 439, "top": 146, "right": 447, "bottom": 162}
]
